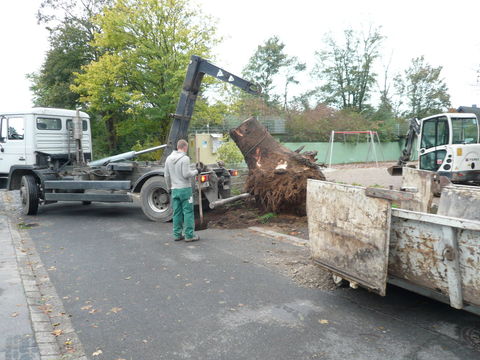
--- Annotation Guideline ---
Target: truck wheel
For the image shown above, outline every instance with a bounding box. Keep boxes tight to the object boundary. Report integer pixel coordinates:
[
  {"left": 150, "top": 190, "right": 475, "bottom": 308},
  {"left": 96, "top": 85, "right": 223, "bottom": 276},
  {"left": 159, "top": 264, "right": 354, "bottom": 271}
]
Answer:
[
  {"left": 20, "top": 175, "right": 39, "bottom": 215},
  {"left": 140, "top": 176, "right": 173, "bottom": 222}
]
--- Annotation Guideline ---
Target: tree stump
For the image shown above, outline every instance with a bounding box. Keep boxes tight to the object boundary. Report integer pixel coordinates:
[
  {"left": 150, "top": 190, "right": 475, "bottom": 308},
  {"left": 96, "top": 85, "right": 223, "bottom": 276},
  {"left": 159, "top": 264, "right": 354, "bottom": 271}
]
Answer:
[{"left": 230, "top": 117, "right": 325, "bottom": 215}]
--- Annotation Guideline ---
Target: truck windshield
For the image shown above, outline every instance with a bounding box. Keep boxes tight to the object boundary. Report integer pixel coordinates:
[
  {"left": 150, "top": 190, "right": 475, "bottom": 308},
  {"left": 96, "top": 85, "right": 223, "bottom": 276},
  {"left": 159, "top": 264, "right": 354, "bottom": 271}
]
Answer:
[{"left": 451, "top": 117, "right": 478, "bottom": 144}]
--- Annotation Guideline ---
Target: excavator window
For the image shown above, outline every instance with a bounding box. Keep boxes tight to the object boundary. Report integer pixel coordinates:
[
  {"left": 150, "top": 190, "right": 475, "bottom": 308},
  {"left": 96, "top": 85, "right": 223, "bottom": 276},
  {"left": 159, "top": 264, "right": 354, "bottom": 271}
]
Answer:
[
  {"left": 419, "top": 116, "right": 449, "bottom": 171},
  {"left": 420, "top": 117, "right": 449, "bottom": 149},
  {"left": 451, "top": 117, "right": 478, "bottom": 144}
]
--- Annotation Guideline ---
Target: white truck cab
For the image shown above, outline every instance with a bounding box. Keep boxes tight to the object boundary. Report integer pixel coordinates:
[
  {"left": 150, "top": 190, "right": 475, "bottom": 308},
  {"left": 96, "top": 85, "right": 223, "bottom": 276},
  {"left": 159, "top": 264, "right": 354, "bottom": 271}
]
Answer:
[{"left": 0, "top": 108, "right": 91, "bottom": 188}]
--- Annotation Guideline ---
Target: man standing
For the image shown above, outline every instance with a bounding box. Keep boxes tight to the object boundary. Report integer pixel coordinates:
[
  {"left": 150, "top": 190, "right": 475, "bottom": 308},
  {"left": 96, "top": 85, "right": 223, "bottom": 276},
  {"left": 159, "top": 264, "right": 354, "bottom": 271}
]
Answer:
[{"left": 164, "top": 139, "right": 200, "bottom": 242}]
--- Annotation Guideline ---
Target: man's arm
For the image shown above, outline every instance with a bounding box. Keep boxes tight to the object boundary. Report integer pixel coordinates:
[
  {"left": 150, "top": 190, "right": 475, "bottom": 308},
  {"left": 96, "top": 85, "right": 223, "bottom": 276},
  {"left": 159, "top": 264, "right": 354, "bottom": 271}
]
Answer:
[
  {"left": 164, "top": 161, "right": 172, "bottom": 191},
  {"left": 181, "top": 157, "right": 198, "bottom": 179}
]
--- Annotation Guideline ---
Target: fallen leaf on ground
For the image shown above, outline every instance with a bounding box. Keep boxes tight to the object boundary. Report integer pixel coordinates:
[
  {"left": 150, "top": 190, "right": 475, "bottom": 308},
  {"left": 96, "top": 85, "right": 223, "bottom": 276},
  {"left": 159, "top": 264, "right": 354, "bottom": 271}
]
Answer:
[
  {"left": 124, "top": 276, "right": 132, "bottom": 280},
  {"left": 92, "top": 349, "right": 103, "bottom": 356},
  {"left": 10, "top": 312, "right": 19, "bottom": 317},
  {"left": 52, "top": 329, "right": 63, "bottom": 336},
  {"left": 80, "top": 305, "right": 92, "bottom": 311},
  {"left": 110, "top": 307, "right": 122, "bottom": 313},
  {"left": 319, "top": 319, "right": 329, "bottom": 324}
]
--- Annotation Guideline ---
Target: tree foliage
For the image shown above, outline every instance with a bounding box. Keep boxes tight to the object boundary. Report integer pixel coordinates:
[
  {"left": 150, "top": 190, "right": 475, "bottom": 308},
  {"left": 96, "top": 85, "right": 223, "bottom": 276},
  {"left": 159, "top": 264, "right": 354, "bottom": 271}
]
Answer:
[
  {"left": 286, "top": 105, "right": 379, "bottom": 142},
  {"left": 394, "top": 56, "right": 451, "bottom": 119},
  {"left": 313, "top": 27, "right": 383, "bottom": 112},
  {"left": 217, "top": 137, "right": 244, "bottom": 165},
  {"left": 29, "top": 0, "right": 111, "bottom": 108},
  {"left": 242, "top": 36, "right": 305, "bottom": 107},
  {"left": 71, "top": 0, "right": 219, "bottom": 153},
  {"left": 243, "top": 36, "right": 288, "bottom": 101}
]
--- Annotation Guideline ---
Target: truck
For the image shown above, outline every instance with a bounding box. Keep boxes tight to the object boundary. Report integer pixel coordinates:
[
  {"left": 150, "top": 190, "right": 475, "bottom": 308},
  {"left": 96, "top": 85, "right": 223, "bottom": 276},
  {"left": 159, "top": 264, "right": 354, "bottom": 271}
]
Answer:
[
  {"left": 388, "top": 112, "right": 480, "bottom": 183},
  {"left": 0, "top": 55, "right": 260, "bottom": 220}
]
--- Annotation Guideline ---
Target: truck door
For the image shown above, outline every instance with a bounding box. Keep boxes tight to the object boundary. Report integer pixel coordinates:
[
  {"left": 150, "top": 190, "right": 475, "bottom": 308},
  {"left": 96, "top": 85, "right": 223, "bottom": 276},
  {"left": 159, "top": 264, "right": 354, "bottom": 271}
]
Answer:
[
  {"left": 419, "top": 116, "right": 449, "bottom": 171},
  {"left": 0, "top": 116, "right": 26, "bottom": 174}
]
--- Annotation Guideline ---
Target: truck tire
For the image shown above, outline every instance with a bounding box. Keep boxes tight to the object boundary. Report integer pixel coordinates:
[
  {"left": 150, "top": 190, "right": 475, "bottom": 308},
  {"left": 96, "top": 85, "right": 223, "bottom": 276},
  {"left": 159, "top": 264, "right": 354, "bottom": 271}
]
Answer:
[
  {"left": 20, "top": 175, "right": 39, "bottom": 216},
  {"left": 140, "top": 176, "right": 173, "bottom": 222}
]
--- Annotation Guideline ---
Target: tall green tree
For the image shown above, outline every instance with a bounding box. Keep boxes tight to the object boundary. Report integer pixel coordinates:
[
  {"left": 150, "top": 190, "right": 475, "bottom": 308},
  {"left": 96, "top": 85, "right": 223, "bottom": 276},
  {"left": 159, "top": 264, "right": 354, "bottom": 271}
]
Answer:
[
  {"left": 29, "top": 0, "right": 111, "bottom": 108},
  {"left": 312, "top": 27, "right": 383, "bottom": 112},
  {"left": 72, "top": 0, "right": 219, "bottom": 152},
  {"left": 394, "top": 56, "right": 451, "bottom": 119},
  {"left": 281, "top": 57, "right": 306, "bottom": 110},
  {"left": 242, "top": 36, "right": 289, "bottom": 102}
]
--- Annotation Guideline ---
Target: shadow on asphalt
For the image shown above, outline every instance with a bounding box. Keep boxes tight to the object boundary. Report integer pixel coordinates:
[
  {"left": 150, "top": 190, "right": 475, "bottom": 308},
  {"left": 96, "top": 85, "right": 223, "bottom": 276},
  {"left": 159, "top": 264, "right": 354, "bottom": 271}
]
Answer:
[{"left": 33, "top": 202, "right": 147, "bottom": 220}]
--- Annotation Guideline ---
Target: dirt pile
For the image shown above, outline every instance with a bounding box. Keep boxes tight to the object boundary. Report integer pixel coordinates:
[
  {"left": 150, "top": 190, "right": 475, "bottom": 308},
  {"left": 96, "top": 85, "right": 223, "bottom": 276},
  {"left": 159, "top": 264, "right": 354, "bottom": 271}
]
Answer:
[{"left": 264, "top": 246, "right": 336, "bottom": 291}]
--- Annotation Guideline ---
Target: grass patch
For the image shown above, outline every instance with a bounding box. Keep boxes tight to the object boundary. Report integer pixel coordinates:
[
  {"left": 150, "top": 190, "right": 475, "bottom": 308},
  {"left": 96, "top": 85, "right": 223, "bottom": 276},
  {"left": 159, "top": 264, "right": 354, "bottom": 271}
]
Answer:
[
  {"left": 257, "top": 212, "right": 277, "bottom": 224},
  {"left": 231, "top": 188, "right": 242, "bottom": 196},
  {"left": 18, "top": 222, "right": 36, "bottom": 230}
]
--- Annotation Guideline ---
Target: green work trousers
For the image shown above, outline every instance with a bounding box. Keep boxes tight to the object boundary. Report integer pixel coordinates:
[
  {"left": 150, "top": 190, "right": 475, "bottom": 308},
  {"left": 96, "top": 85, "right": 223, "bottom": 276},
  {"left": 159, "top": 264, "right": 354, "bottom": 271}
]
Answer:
[{"left": 171, "top": 187, "right": 195, "bottom": 239}]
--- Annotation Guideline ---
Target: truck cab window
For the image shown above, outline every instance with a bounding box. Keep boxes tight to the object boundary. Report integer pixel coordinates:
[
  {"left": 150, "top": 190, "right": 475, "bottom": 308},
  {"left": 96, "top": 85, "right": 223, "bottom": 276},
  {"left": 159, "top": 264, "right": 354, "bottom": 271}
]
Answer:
[
  {"left": 7, "top": 117, "right": 24, "bottom": 140},
  {"left": 0, "top": 116, "right": 6, "bottom": 142},
  {"left": 37, "top": 117, "right": 62, "bottom": 130},
  {"left": 66, "top": 119, "right": 88, "bottom": 131}
]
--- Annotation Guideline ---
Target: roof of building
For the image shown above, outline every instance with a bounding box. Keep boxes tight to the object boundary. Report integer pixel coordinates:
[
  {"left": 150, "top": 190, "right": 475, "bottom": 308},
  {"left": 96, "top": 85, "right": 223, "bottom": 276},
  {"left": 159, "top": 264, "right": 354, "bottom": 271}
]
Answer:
[{"left": 457, "top": 105, "right": 480, "bottom": 118}]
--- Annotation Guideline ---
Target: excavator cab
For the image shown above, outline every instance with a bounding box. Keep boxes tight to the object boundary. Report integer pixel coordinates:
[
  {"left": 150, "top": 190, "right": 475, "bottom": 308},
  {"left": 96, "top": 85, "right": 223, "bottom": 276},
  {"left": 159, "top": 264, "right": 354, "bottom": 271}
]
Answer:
[{"left": 390, "top": 113, "right": 480, "bottom": 183}]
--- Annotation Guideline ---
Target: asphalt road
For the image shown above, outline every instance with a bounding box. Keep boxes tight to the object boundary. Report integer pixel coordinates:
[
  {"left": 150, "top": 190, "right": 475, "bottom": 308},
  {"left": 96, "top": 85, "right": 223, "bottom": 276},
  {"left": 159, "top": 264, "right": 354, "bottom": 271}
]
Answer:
[{"left": 9, "top": 199, "right": 480, "bottom": 360}]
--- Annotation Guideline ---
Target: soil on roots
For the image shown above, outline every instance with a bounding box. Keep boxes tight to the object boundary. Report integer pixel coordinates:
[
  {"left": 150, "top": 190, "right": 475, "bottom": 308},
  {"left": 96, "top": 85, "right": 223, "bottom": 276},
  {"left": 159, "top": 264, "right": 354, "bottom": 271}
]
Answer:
[{"left": 245, "top": 167, "right": 325, "bottom": 215}]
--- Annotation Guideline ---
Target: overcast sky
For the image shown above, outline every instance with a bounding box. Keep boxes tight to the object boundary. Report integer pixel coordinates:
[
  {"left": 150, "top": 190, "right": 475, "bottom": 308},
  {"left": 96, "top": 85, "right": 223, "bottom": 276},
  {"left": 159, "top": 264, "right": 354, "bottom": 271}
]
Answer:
[{"left": 1, "top": 0, "right": 479, "bottom": 111}]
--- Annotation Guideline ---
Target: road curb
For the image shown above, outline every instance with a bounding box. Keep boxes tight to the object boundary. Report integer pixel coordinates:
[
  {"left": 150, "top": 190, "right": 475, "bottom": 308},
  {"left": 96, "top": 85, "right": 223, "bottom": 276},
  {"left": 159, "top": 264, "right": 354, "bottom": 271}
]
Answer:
[
  {"left": 248, "top": 226, "right": 308, "bottom": 247},
  {"left": 2, "top": 191, "right": 88, "bottom": 360}
]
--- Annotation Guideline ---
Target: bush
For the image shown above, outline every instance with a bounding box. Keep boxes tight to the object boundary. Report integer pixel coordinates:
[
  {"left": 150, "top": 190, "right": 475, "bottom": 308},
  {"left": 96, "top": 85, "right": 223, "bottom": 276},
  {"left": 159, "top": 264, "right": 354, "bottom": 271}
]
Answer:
[
  {"left": 217, "top": 137, "right": 244, "bottom": 165},
  {"left": 131, "top": 138, "right": 164, "bottom": 161}
]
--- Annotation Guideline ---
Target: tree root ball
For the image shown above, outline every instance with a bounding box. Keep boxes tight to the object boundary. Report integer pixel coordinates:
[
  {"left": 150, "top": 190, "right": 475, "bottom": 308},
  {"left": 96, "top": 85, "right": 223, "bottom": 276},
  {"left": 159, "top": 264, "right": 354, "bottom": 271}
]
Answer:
[{"left": 230, "top": 117, "right": 325, "bottom": 215}]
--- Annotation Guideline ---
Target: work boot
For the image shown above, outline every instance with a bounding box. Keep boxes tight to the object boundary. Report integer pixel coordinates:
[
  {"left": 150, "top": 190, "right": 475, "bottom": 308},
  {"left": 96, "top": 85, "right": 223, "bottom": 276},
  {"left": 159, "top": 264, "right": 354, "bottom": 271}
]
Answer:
[
  {"left": 185, "top": 235, "right": 200, "bottom": 242},
  {"left": 174, "top": 236, "right": 184, "bottom": 241}
]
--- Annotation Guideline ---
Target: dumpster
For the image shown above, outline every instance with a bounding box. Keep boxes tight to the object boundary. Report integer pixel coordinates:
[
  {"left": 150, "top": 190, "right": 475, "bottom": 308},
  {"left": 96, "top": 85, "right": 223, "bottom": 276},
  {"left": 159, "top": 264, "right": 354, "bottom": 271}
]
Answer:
[{"left": 307, "top": 169, "right": 480, "bottom": 315}]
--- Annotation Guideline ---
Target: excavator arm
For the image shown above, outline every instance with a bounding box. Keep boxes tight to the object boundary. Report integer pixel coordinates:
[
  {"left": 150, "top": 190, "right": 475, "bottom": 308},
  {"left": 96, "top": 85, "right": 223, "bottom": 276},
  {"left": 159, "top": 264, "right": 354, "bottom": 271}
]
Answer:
[
  {"left": 388, "top": 118, "right": 420, "bottom": 176},
  {"left": 160, "top": 55, "right": 261, "bottom": 163}
]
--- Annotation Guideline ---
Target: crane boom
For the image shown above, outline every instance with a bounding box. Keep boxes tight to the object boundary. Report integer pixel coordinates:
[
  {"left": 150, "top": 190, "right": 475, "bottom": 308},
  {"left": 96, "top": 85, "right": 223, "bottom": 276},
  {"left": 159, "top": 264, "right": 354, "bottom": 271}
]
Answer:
[{"left": 160, "top": 55, "right": 261, "bottom": 163}]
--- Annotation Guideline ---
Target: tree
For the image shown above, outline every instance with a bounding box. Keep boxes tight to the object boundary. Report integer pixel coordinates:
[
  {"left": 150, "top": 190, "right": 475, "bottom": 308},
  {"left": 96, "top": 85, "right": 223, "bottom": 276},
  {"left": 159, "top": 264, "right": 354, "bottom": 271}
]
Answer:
[
  {"left": 29, "top": 0, "right": 111, "bottom": 108},
  {"left": 242, "top": 36, "right": 289, "bottom": 103},
  {"left": 312, "top": 27, "right": 384, "bottom": 112},
  {"left": 71, "top": 0, "right": 219, "bottom": 152},
  {"left": 394, "top": 56, "right": 451, "bottom": 119},
  {"left": 281, "top": 57, "right": 306, "bottom": 110}
]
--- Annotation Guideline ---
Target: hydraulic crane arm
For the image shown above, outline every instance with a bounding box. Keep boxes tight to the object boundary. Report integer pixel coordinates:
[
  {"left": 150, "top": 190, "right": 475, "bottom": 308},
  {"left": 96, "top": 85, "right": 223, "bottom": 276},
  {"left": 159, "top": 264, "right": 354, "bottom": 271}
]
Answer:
[
  {"left": 160, "top": 55, "right": 261, "bottom": 163},
  {"left": 388, "top": 118, "right": 420, "bottom": 176}
]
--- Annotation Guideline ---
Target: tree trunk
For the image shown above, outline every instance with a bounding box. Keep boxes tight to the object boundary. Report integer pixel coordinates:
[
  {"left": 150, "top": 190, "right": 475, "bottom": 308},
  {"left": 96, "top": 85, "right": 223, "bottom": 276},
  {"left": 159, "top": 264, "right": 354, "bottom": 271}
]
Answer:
[{"left": 230, "top": 117, "right": 325, "bottom": 215}]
